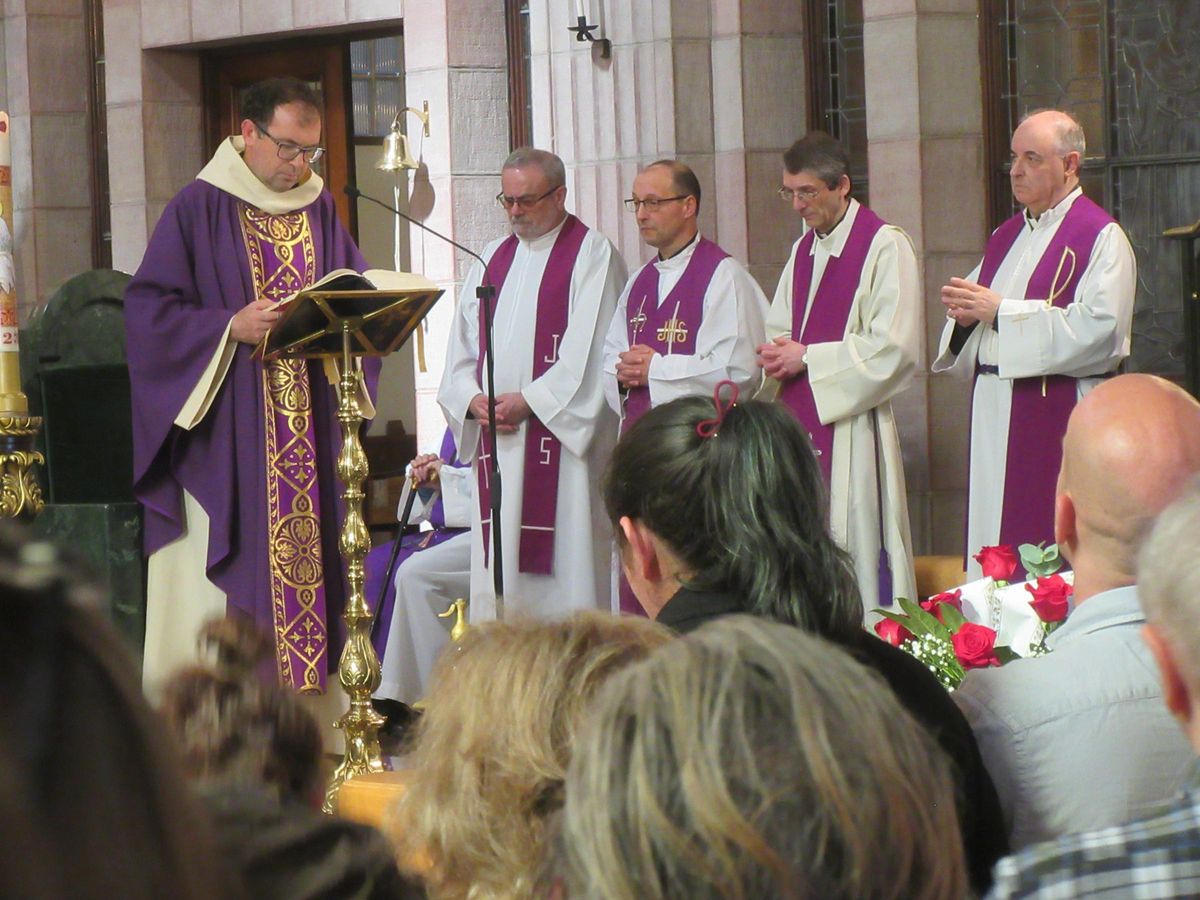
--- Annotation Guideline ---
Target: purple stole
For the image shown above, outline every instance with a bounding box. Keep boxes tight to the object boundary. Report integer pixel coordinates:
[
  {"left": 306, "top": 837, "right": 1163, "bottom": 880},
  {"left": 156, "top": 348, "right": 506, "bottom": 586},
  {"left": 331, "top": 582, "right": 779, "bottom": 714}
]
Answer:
[
  {"left": 777, "top": 206, "right": 886, "bottom": 487},
  {"left": 475, "top": 215, "right": 589, "bottom": 575},
  {"left": 975, "top": 195, "right": 1115, "bottom": 548},
  {"left": 621, "top": 237, "right": 730, "bottom": 431},
  {"left": 239, "top": 204, "right": 329, "bottom": 693}
]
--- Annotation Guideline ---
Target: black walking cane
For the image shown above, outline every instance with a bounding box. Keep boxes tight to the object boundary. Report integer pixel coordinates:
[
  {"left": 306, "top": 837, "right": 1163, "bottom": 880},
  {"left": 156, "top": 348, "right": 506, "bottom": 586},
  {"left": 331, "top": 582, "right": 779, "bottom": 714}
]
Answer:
[{"left": 369, "top": 475, "right": 419, "bottom": 646}]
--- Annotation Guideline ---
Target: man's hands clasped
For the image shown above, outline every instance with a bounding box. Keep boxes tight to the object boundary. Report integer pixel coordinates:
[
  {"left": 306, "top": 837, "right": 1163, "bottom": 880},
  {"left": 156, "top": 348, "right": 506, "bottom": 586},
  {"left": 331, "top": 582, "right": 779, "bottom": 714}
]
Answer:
[
  {"left": 757, "top": 336, "right": 808, "bottom": 380},
  {"left": 616, "top": 344, "right": 657, "bottom": 388},
  {"left": 469, "top": 392, "right": 532, "bottom": 434}
]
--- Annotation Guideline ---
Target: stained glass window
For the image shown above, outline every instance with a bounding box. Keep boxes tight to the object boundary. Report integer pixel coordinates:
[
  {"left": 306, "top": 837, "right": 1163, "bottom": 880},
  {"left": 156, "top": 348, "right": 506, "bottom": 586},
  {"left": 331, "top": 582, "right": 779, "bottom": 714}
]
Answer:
[
  {"left": 984, "top": 0, "right": 1200, "bottom": 378},
  {"left": 806, "top": 0, "right": 869, "bottom": 204}
]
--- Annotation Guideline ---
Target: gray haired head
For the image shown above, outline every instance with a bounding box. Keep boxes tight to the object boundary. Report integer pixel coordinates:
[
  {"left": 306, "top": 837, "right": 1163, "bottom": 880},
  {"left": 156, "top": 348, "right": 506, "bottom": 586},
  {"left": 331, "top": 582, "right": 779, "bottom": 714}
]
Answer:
[
  {"left": 503, "top": 147, "right": 566, "bottom": 188},
  {"left": 783, "top": 131, "right": 850, "bottom": 189},
  {"left": 1020, "top": 108, "right": 1086, "bottom": 157}
]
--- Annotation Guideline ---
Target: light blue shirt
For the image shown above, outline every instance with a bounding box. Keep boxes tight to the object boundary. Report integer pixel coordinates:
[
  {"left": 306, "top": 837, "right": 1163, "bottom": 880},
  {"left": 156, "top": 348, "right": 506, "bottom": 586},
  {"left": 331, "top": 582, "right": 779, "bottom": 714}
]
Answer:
[{"left": 954, "top": 584, "right": 1194, "bottom": 850}]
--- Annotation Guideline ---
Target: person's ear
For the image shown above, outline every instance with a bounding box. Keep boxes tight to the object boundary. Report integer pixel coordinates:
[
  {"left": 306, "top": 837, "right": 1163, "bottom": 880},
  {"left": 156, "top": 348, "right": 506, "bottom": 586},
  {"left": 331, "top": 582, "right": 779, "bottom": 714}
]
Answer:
[
  {"left": 619, "top": 516, "right": 662, "bottom": 584},
  {"left": 240, "top": 118, "right": 259, "bottom": 144},
  {"left": 1144, "top": 623, "right": 1192, "bottom": 725},
  {"left": 1062, "top": 151, "right": 1081, "bottom": 178},
  {"left": 1054, "top": 492, "right": 1076, "bottom": 554}
]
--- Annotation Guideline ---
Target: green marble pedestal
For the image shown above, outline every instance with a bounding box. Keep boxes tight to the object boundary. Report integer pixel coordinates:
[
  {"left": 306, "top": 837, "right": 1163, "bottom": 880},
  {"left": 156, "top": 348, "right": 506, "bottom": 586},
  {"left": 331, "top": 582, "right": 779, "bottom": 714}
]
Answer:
[{"left": 31, "top": 502, "right": 145, "bottom": 657}]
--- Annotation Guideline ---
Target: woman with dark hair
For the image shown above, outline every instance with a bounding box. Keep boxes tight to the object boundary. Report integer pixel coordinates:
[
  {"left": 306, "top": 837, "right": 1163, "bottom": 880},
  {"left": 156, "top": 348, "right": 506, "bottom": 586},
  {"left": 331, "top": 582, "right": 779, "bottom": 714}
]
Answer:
[
  {"left": 607, "top": 387, "right": 861, "bottom": 636},
  {"left": 604, "top": 386, "right": 1009, "bottom": 893}
]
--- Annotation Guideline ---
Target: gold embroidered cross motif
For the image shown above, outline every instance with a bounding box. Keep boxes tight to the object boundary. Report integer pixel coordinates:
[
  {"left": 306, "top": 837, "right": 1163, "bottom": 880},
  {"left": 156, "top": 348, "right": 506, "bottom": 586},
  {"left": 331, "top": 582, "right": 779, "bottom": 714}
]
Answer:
[
  {"left": 629, "top": 310, "right": 647, "bottom": 332},
  {"left": 656, "top": 317, "right": 688, "bottom": 343}
]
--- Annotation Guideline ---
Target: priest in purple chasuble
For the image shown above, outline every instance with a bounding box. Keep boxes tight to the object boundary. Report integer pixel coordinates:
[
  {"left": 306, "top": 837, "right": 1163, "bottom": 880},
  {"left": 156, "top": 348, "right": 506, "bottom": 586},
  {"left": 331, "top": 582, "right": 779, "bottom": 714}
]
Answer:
[
  {"left": 933, "top": 110, "right": 1135, "bottom": 579},
  {"left": 439, "top": 148, "right": 628, "bottom": 620},
  {"left": 125, "top": 79, "right": 381, "bottom": 698},
  {"left": 758, "top": 133, "right": 919, "bottom": 612},
  {"left": 602, "top": 160, "right": 768, "bottom": 430}
]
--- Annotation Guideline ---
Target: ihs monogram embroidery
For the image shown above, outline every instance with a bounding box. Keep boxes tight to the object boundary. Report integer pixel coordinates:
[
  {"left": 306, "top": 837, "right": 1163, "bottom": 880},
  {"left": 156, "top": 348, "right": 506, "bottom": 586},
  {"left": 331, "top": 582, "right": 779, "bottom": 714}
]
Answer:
[{"left": 656, "top": 317, "right": 688, "bottom": 343}]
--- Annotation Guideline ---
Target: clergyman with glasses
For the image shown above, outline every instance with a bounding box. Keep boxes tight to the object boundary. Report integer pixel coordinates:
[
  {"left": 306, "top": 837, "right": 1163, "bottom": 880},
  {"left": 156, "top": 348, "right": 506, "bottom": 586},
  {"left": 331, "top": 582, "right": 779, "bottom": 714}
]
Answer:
[
  {"left": 932, "top": 109, "right": 1136, "bottom": 578},
  {"left": 125, "top": 77, "right": 378, "bottom": 702},
  {"left": 757, "top": 131, "right": 920, "bottom": 610},
  {"left": 439, "top": 147, "right": 628, "bottom": 621},
  {"left": 602, "top": 159, "right": 768, "bottom": 434}
]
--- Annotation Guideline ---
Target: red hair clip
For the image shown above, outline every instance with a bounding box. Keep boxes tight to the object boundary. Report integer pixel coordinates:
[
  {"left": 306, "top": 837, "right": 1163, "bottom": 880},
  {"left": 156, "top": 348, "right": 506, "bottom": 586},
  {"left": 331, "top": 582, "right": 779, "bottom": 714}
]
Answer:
[{"left": 696, "top": 380, "right": 740, "bottom": 438}]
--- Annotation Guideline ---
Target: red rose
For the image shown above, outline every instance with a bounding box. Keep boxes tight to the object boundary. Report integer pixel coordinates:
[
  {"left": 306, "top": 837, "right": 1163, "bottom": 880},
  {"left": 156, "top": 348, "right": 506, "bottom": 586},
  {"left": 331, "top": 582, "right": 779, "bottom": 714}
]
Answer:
[
  {"left": 873, "top": 618, "right": 912, "bottom": 647},
  {"left": 951, "top": 622, "right": 1001, "bottom": 670},
  {"left": 920, "top": 589, "right": 963, "bottom": 623},
  {"left": 1026, "top": 574, "right": 1072, "bottom": 623},
  {"left": 973, "top": 544, "right": 1018, "bottom": 582}
]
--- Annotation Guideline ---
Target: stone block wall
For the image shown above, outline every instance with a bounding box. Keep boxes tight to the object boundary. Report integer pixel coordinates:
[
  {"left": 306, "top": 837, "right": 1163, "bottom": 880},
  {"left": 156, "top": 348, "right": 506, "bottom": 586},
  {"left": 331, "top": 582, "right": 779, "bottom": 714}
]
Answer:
[{"left": 864, "top": 0, "right": 986, "bottom": 555}]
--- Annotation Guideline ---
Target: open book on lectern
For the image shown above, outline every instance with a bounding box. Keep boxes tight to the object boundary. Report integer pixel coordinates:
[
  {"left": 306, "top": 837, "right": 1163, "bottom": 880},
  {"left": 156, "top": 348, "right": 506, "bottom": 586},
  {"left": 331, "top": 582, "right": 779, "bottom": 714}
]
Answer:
[{"left": 256, "top": 268, "right": 444, "bottom": 361}]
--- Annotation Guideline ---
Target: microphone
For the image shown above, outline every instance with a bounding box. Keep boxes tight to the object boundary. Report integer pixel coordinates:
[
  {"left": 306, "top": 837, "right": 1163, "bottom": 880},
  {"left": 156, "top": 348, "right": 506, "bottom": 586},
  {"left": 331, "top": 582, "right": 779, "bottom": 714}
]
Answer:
[
  {"left": 344, "top": 184, "right": 488, "bottom": 272},
  {"left": 345, "top": 183, "right": 507, "bottom": 613}
]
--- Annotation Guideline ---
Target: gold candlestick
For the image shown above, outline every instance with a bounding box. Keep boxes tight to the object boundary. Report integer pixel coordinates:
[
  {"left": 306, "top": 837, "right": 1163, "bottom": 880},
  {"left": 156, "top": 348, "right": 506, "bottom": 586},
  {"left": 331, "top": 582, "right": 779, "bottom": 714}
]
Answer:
[
  {"left": 0, "top": 111, "right": 42, "bottom": 518},
  {"left": 323, "top": 322, "right": 385, "bottom": 814}
]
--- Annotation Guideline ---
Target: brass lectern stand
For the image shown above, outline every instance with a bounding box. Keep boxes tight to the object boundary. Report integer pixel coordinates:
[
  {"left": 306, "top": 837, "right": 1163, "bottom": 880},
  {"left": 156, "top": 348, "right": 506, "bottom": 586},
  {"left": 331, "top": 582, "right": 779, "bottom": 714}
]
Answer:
[{"left": 260, "top": 277, "right": 442, "bottom": 813}]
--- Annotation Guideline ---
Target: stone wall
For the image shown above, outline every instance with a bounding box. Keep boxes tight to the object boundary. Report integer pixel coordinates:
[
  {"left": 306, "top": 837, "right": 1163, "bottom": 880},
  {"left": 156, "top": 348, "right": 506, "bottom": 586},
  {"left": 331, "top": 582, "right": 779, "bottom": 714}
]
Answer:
[
  {"left": 3, "top": 0, "right": 94, "bottom": 314},
  {"left": 864, "top": 0, "right": 985, "bottom": 554}
]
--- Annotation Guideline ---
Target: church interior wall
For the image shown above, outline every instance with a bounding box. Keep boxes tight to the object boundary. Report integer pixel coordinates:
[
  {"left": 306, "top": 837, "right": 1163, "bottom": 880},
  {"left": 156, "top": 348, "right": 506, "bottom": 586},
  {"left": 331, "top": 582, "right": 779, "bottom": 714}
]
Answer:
[
  {"left": 3, "top": 1, "right": 95, "bottom": 318},
  {"left": 860, "top": 0, "right": 986, "bottom": 556},
  {"left": 401, "top": 0, "right": 509, "bottom": 451}
]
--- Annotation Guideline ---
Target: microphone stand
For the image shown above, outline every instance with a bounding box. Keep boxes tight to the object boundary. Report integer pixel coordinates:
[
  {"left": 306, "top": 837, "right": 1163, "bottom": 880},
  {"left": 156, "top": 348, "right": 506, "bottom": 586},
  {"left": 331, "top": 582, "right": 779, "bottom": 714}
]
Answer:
[{"left": 345, "top": 185, "right": 505, "bottom": 616}]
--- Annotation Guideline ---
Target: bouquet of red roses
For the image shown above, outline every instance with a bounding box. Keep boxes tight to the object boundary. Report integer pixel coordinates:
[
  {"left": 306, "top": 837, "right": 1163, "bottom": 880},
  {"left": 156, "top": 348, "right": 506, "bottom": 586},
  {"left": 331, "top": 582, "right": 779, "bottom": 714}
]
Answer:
[
  {"left": 875, "top": 592, "right": 1016, "bottom": 690},
  {"left": 874, "top": 541, "right": 1073, "bottom": 689}
]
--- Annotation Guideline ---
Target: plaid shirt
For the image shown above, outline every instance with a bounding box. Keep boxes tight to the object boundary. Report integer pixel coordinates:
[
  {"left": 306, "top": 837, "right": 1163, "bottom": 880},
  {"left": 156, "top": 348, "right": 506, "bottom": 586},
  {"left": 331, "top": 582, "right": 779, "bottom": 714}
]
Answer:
[{"left": 988, "top": 763, "right": 1200, "bottom": 899}]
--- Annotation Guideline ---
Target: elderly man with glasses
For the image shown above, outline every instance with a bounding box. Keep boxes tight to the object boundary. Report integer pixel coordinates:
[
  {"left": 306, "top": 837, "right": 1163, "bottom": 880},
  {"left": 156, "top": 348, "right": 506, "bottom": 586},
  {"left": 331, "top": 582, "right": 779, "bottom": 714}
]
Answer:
[
  {"left": 602, "top": 159, "right": 768, "bottom": 432},
  {"left": 125, "top": 77, "right": 378, "bottom": 702},
  {"left": 439, "top": 147, "right": 628, "bottom": 621},
  {"left": 933, "top": 109, "right": 1136, "bottom": 578},
  {"left": 756, "top": 131, "right": 920, "bottom": 611}
]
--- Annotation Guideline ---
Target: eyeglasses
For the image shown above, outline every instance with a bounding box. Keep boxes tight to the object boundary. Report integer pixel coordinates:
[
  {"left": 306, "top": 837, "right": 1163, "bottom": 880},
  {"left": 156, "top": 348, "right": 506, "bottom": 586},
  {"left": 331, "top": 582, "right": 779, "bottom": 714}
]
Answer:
[
  {"left": 495, "top": 186, "right": 561, "bottom": 210},
  {"left": 256, "top": 124, "right": 325, "bottom": 164},
  {"left": 777, "top": 186, "right": 824, "bottom": 202},
  {"left": 624, "top": 195, "right": 689, "bottom": 213}
]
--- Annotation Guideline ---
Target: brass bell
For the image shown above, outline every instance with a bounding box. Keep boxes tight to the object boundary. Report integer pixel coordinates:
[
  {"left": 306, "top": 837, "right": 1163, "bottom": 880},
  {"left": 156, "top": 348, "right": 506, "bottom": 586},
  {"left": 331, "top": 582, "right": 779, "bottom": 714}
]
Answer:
[
  {"left": 378, "top": 125, "right": 418, "bottom": 172},
  {"left": 376, "top": 102, "right": 430, "bottom": 173}
]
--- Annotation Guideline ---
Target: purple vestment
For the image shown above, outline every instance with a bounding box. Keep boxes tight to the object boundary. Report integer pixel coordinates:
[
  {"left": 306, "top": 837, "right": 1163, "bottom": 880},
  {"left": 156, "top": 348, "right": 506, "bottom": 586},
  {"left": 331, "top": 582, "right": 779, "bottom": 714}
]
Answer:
[
  {"left": 975, "top": 195, "right": 1115, "bottom": 549},
  {"left": 777, "top": 207, "right": 886, "bottom": 486},
  {"left": 621, "top": 237, "right": 730, "bottom": 430},
  {"left": 474, "top": 215, "right": 589, "bottom": 575},
  {"left": 125, "top": 179, "right": 381, "bottom": 691}
]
